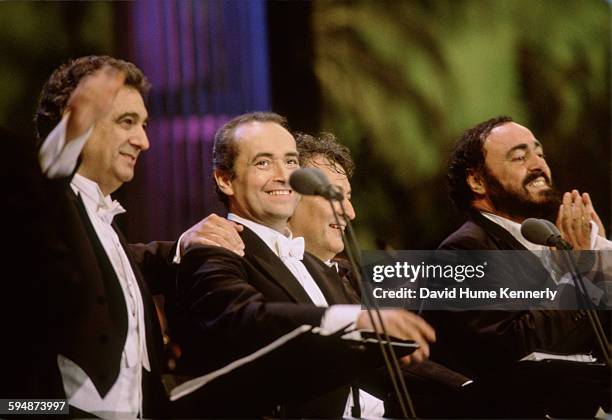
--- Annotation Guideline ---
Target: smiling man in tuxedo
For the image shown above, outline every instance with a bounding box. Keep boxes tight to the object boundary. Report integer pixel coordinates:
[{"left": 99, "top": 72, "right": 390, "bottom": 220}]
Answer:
[
  {"left": 430, "top": 116, "right": 609, "bottom": 379},
  {"left": 30, "top": 55, "right": 240, "bottom": 417},
  {"left": 289, "top": 133, "right": 356, "bottom": 264},
  {"left": 33, "top": 57, "right": 172, "bottom": 418},
  {"left": 176, "top": 112, "right": 436, "bottom": 417}
]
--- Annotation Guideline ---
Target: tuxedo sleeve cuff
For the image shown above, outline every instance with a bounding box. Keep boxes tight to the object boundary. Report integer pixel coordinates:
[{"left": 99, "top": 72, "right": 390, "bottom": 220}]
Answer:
[
  {"left": 319, "top": 304, "right": 361, "bottom": 335},
  {"left": 39, "top": 113, "right": 92, "bottom": 178}
]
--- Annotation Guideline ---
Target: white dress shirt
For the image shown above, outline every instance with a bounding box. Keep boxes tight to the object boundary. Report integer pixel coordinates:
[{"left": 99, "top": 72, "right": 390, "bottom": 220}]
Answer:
[
  {"left": 591, "top": 225, "right": 612, "bottom": 250},
  {"left": 228, "top": 213, "right": 384, "bottom": 418},
  {"left": 481, "top": 212, "right": 606, "bottom": 304},
  {"left": 40, "top": 115, "right": 149, "bottom": 418},
  {"left": 480, "top": 211, "right": 607, "bottom": 251}
]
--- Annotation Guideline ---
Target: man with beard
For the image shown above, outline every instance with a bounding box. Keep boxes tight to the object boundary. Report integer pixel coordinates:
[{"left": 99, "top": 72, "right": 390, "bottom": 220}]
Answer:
[
  {"left": 429, "top": 116, "right": 609, "bottom": 378},
  {"left": 287, "top": 130, "right": 609, "bottom": 417}
]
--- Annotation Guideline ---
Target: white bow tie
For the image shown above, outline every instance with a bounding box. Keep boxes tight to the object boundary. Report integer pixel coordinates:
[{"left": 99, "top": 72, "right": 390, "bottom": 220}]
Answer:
[
  {"left": 97, "top": 199, "right": 125, "bottom": 224},
  {"left": 276, "top": 236, "right": 305, "bottom": 260}
]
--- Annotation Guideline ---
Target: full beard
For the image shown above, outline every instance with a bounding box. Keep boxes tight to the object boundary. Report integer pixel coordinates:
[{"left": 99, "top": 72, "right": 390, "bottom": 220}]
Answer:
[{"left": 482, "top": 168, "right": 561, "bottom": 221}]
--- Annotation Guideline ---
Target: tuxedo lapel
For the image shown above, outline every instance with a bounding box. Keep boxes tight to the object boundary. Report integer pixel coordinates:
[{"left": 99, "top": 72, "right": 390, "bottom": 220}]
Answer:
[
  {"left": 72, "top": 193, "right": 128, "bottom": 340},
  {"left": 470, "top": 210, "right": 554, "bottom": 287},
  {"left": 240, "top": 226, "right": 314, "bottom": 304},
  {"left": 334, "top": 258, "right": 363, "bottom": 303},
  {"left": 470, "top": 211, "right": 528, "bottom": 250},
  {"left": 65, "top": 192, "right": 129, "bottom": 396},
  {"left": 303, "top": 255, "right": 352, "bottom": 305}
]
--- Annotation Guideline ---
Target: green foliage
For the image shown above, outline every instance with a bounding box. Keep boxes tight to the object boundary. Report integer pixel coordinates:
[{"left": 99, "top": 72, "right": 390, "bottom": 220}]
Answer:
[{"left": 312, "top": 0, "right": 610, "bottom": 249}]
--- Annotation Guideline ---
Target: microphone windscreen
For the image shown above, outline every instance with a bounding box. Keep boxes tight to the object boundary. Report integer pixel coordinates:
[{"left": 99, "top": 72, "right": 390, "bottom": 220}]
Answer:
[
  {"left": 289, "top": 168, "right": 329, "bottom": 196},
  {"left": 541, "top": 219, "right": 563, "bottom": 237},
  {"left": 521, "top": 218, "right": 555, "bottom": 246}
]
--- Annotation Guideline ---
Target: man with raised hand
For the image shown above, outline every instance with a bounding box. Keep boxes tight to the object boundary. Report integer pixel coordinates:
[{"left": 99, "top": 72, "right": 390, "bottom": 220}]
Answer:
[
  {"left": 33, "top": 55, "right": 240, "bottom": 418},
  {"left": 35, "top": 56, "right": 170, "bottom": 418},
  {"left": 176, "top": 112, "right": 435, "bottom": 417}
]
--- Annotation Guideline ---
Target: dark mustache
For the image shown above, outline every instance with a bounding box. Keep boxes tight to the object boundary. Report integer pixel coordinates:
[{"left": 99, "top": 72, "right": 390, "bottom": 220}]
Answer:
[{"left": 523, "top": 170, "right": 551, "bottom": 187}]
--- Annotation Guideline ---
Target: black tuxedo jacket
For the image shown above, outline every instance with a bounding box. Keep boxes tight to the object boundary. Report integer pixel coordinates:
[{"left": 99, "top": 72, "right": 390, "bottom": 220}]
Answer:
[
  {"left": 427, "top": 211, "right": 597, "bottom": 377},
  {"left": 4, "top": 166, "right": 173, "bottom": 416},
  {"left": 176, "top": 225, "right": 359, "bottom": 417},
  {"left": 49, "top": 187, "right": 173, "bottom": 413},
  {"left": 3, "top": 126, "right": 176, "bottom": 415}
]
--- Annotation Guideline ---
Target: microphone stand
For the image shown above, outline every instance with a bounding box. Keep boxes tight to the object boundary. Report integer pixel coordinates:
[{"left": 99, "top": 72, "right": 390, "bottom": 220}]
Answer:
[
  {"left": 328, "top": 192, "right": 417, "bottom": 418},
  {"left": 554, "top": 241, "right": 610, "bottom": 365}
]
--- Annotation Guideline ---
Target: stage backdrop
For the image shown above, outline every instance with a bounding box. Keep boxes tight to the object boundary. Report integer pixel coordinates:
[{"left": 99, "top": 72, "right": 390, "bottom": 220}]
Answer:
[
  {"left": 120, "top": 0, "right": 271, "bottom": 241},
  {"left": 0, "top": 1, "right": 608, "bottom": 249}
]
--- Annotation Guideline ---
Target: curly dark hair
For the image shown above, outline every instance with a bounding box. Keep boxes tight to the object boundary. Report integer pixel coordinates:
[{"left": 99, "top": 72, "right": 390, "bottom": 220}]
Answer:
[
  {"left": 294, "top": 132, "right": 354, "bottom": 177},
  {"left": 447, "top": 115, "right": 513, "bottom": 211},
  {"left": 34, "top": 55, "right": 150, "bottom": 143},
  {"left": 212, "top": 112, "right": 288, "bottom": 207}
]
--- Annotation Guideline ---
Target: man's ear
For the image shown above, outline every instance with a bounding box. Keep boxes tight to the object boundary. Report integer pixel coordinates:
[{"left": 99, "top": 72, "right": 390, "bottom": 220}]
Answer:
[
  {"left": 467, "top": 170, "right": 487, "bottom": 195},
  {"left": 214, "top": 169, "right": 234, "bottom": 196}
]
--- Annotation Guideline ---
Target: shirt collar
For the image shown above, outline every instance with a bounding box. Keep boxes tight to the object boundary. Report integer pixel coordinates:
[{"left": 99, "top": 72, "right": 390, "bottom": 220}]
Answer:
[
  {"left": 480, "top": 211, "right": 546, "bottom": 251},
  {"left": 228, "top": 213, "right": 299, "bottom": 257},
  {"left": 71, "top": 173, "right": 126, "bottom": 219},
  {"left": 324, "top": 259, "right": 339, "bottom": 272}
]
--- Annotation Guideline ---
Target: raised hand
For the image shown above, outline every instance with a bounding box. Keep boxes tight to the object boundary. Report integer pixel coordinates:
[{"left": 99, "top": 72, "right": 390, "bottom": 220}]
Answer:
[
  {"left": 64, "top": 65, "right": 125, "bottom": 142},
  {"left": 556, "top": 190, "right": 600, "bottom": 250},
  {"left": 582, "top": 192, "right": 606, "bottom": 238}
]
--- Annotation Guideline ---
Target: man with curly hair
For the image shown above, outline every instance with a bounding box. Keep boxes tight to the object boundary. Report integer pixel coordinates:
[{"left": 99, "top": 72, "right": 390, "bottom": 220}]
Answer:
[
  {"left": 289, "top": 132, "right": 356, "bottom": 268},
  {"left": 32, "top": 55, "right": 237, "bottom": 417},
  {"left": 32, "top": 55, "right": 173, "bottom": 418}
]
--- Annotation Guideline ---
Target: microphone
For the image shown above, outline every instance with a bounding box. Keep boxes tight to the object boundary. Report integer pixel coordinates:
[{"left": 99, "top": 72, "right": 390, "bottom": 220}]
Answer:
[
  {"left": 289, "top": 168, "right": 344, "bottom": 200},
  {"left": 521, "top": 218, "right": 572, "bottom": 250},
  {"left": 522, "top": 220, "right": 610, "bottom": 363}
]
